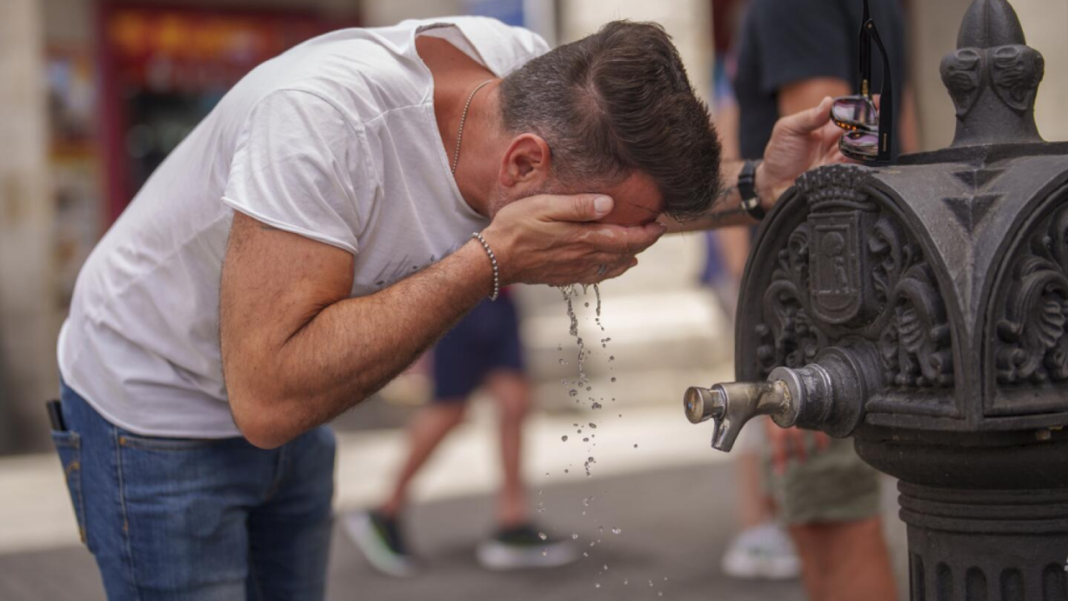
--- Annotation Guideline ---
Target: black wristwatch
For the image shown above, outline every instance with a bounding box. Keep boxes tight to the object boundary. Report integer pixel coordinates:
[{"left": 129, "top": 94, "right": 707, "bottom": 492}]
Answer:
[{"left": 738, "top": 159, "right": 766, "bottom": 221}]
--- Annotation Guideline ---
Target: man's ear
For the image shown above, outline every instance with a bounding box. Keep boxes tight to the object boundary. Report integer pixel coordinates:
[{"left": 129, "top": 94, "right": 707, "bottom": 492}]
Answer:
[{"left": 499, "top": 134, "right": 552, "bottom": 189}]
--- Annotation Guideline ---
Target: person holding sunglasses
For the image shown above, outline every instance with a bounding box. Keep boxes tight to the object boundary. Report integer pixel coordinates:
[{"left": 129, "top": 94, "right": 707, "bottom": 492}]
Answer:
[{"left": 732, "top": 0, "right": 920, "bottom": 599}]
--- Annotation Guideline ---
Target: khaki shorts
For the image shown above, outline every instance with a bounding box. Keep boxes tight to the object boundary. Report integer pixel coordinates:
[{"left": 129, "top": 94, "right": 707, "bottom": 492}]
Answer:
[{"left": 764, "top": 433, "right": 881, "bottom": 525}]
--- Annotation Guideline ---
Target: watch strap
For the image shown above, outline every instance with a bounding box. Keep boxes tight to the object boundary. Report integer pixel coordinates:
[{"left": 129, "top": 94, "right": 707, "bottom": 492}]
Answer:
[{"left": 738, "top": 159, "right": 766, "bottom": 221}]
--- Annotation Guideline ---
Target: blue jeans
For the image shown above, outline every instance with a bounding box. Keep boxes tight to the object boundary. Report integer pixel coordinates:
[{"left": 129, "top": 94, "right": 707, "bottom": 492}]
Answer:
[{"left": 52, "top": 381, "right": 336, "bottom": 600}]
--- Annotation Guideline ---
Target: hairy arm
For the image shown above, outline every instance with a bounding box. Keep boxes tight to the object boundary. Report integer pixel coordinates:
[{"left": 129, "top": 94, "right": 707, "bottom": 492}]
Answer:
[
  {"left": 221, "top": 212, "right": 493, "bottom": 448},
  {"left": 221, "top": 195, "right": 662, "bottom": 449},
  {"left": 662, "top": 159, "right": 757, "bottom": 232},
  {"left": 667, "top": 95, "right": 846, "bottom": 233}
]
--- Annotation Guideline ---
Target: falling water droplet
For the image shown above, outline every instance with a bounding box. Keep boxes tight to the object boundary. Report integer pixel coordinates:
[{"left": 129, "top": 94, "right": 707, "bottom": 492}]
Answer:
[
  {"left": 589, "top": 422, "right": 597, "bottom": 429},
  {"left": 594, "top": 583, "right": 600, "bottom": 589},
  {"left": 538, "top": 532, "right": 548, "bottom": 541},
  {"left": 611, "top": 377, "right": 617, "bottom": 383},
  {"left": 571, "top": 533, "right": 579, "bottom": 540},
  {"left": 612, "top": 528, "right": 622, "bottom": 535},
  {"left": 562, "top": 435, "right": 569, "bottom": 442},
  {"left": 623, "top": 579, "right": 629, "bottom": 586}
]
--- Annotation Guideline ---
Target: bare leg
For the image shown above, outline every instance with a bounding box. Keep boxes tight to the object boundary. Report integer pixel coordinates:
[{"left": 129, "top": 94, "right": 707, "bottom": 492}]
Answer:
[
  {"left": 789, "top": 517, "right": 896, "bottom": 601},
  {"left": 736, "top": 452, "right": 776, "bottom": 528},
  {"left": 380, "top": 402, "right": 467, "bottom": 517},
  {"left": 484, "top": 370, "right": 530, "bottom": 528}
]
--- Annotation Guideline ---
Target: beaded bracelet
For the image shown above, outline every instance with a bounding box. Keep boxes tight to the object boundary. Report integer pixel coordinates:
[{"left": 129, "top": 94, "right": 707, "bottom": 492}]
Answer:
[{"left": 471, "top": 232, "right": 500, "bottom": 301}]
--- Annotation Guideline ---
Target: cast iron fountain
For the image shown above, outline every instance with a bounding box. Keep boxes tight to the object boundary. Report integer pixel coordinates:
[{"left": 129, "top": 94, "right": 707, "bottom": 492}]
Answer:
[{"left": 684, "top": 0, "right": 1068, "bottom": 598}]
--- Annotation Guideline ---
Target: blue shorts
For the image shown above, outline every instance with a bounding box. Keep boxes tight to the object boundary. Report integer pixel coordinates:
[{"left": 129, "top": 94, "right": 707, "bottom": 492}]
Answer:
[{"left": 432, "top": 294, "right": 524, "bottom": 402}]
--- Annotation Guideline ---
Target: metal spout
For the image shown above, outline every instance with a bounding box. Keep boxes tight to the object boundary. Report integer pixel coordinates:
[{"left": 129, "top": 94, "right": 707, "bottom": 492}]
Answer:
[
  {"left": 685, "top": 346, "right": 878, "bottom": 452},
  {"left": 683, "top": 381, "right": 796, "bottom": 452}
]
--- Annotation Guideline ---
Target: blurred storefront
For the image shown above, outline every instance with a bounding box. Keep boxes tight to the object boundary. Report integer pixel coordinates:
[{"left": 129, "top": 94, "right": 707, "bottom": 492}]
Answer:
[{"left": 2, "top": 0, "right": 363, "bottom": 453}]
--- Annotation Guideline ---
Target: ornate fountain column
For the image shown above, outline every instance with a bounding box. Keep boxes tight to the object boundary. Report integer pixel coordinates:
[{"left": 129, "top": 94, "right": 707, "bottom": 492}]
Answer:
[{"left": 684, "top": 1, "right": 1068, "bottom": 598}]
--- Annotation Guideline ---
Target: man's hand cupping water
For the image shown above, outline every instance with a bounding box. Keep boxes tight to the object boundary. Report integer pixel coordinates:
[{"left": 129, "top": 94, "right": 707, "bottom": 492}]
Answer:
[{"left": 482, "top": 194, "right": 665, "bottom": 287}]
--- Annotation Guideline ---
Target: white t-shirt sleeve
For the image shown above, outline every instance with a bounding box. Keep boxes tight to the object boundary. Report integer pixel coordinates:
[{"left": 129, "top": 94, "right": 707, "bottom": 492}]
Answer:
[
  {"left": 223, "top": 89, "right": 368, "bottom": 255},
  {"left": 454, "top": 17, "right": 551, "bottom": 75}
]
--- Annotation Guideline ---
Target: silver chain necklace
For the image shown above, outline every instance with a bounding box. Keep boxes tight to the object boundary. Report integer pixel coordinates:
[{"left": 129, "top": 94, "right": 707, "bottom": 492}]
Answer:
[{"left": 451, "top": 79, "right": 495, "bottom": 175}]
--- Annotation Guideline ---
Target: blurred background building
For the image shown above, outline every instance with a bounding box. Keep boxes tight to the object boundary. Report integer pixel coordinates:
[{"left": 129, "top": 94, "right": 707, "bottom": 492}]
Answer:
[{"left": 0, "top": 0, "right": 1067, "bottom": 597}]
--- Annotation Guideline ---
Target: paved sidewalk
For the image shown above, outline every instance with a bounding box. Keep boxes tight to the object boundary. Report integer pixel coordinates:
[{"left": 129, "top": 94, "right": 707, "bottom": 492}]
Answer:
[{"left": 0, "top": 463, "right": 807, "bottom": 601}]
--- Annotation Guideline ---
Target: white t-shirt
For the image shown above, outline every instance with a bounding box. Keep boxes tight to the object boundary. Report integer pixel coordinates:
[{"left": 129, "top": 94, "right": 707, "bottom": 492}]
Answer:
[{"left": 58, "top": 17, "right": 549, "bottom": 438}]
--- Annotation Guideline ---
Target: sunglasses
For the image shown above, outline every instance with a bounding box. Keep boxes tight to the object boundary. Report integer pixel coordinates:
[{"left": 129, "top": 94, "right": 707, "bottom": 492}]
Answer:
[{"left": 832, "top": 0, "right": 894, "bottom": 163}]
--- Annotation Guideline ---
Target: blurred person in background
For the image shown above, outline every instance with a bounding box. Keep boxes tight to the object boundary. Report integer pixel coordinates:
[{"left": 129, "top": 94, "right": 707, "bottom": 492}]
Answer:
[
  {"left": 349, "top": 290, "right": 577, "bottom": 575},
  {"left": 706, "top": 0, "right": 801, "bottom": 582},
  {"left": 731, "top": 0, "right": 920, "bottom": 598},
  {"left": 52, "top": 12, "right": 849, "bottom": 599}
]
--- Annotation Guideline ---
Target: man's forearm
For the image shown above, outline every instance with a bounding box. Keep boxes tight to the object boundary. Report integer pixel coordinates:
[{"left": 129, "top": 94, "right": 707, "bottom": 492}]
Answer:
[
  {"left": 663, "top": 159, "right": 773, "bottom": 233},
  {"left": 670, "top": 96, "right": 842, "bottom": 234},
  {"left": 244, "top": 240, "right": 493, "bottom": 447}
]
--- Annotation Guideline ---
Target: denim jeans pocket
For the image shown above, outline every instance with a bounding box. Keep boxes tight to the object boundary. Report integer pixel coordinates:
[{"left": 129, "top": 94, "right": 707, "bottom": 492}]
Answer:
[
  {"left": 117, "top": 432, "right": 235, "bottom": 451},
  {"left": 50, "top": 430, "right": 87, "bottom": 545}
]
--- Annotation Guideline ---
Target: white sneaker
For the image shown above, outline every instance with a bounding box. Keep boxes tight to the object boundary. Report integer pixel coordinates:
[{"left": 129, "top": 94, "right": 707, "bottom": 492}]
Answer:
[
  {"left": 476, "top": 525, "right": 578, "bottom": 570},
  {"left": 721, "top": 523, "right": 801, "bottom": 580}
]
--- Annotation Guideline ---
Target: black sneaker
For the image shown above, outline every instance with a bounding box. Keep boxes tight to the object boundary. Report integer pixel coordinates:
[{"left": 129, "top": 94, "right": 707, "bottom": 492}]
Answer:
[
  {"left": 476, "top": 524, "right": 578, "bottom": 570},
  {"left": 346, "top": 510, "right": 417, "bottom": 577}
]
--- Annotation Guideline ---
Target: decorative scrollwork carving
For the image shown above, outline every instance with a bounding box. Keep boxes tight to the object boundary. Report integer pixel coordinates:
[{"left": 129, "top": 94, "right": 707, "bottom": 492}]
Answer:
[
  {"left": 990, "top": 45, "right": 1045, "bottom": 115},
  {"left": 754, "top": 166, "right": 954, "bottom": 390},
  {"left": 996, "top": 205, "right": 1068, "bottom": 384},
  {"left": 869, "top": 216, "right": 914, "bottom": 307},
  {"left": 756, "top": 224, "right": 824, "bottom": 373},
  {"left": 880, "top": 264, "right": 955, "bottom": 387},
  {"left": 941, "top": 48, "right": 984, "bottom": 118}
]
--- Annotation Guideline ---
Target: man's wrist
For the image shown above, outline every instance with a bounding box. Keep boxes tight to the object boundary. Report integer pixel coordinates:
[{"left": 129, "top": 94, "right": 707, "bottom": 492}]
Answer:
[
  {"left": 754, "top": 162, "right": 777, "bottom": 211},
  {"left": 738, "top": 160, "right": 766, "bottom": 221},
  {"left": 475, "top": 227, "right": 516, "bottom": 287},
  {"left": 470, "top": 232, "right": 500, "bottom": 300}
]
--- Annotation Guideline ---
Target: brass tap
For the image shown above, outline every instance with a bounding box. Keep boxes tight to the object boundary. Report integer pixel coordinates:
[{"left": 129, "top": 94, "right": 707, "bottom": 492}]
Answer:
[
  {"left": 684, "top": 379, "right": 798, "bottom": 452},
  {"left": 683, "top": 349, "right": 874, "bottom": 453}
]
